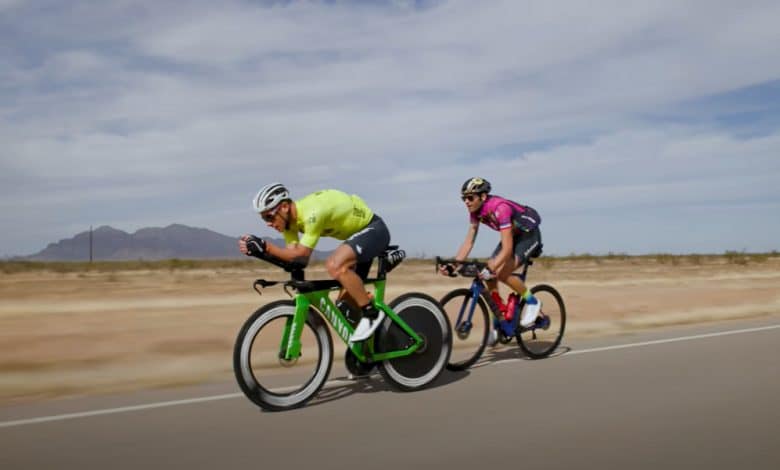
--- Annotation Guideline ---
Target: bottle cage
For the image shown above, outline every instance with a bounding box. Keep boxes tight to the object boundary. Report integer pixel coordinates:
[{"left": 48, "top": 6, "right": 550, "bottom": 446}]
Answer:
[
  {"left": 384, "top": 248, "right": 406, "bottom": 272},
  {"left": 374, "top": 245, "right": 405, "bottom": 276}
]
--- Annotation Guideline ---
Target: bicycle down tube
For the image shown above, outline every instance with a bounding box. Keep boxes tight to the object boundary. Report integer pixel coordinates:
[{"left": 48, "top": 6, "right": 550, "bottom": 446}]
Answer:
[{"left": 277, "top": 280, "right": 424, "bottom": 364}]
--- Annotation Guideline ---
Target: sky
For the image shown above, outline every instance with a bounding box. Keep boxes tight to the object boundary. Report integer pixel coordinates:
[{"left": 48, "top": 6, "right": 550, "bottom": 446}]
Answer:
[{"left": 2, "top": 0, "right": 779, "bottom": 258}]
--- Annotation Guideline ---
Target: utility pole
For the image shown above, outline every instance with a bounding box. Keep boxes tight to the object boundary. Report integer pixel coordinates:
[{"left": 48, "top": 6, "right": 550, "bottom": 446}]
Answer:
[{"left": 89, "top": 225, "right": 93, "bottom": 263}]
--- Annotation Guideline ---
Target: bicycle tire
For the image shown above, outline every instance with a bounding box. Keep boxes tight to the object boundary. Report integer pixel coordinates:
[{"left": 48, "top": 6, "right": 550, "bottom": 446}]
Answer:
[
  {"left": 516, "top": 284, "right": 566, "bottom": 359},
  {"left": 439, "top": 288, "right": 490, "bottom": 371},
  {"left": 233, "top": 300, "right": 333, "bottom": 411},
  {"left": 375, "top": 293, "right": 452, "bottom": 391}
]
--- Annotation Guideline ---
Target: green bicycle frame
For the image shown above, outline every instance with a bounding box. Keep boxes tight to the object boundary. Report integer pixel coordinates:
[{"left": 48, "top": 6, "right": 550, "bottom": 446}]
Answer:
[{"left": 278, "top": 279, "right": 423, "bottom": 363}]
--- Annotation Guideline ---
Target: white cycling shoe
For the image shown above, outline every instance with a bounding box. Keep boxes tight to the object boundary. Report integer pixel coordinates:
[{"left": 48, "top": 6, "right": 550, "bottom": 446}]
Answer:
[
  {"left": 487, "top": 328, "right": 499, "bottom": 347},
  {"left": 349, "top": 311, "right": 386, "bottom": 343},
  {"left": 520, "top": 298, "right": 542, "bottom": 327}
]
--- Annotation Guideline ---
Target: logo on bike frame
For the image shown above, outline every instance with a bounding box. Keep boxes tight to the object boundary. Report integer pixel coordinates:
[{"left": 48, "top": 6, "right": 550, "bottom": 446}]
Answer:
[
  {"left": 287, "top": 319, "right": 298, "bottom": 355},
  {"left": 319, "top": 298, "right": 351, "bottom": 341}
]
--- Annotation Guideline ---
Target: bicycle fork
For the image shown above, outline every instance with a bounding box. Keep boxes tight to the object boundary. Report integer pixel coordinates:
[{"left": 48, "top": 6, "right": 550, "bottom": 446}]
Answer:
[
  {"left": 277, "top": 296, "right": 311, "bottom": 365},
  {"left": 454, "top": 281, "right": 488, "bottom": 337}
]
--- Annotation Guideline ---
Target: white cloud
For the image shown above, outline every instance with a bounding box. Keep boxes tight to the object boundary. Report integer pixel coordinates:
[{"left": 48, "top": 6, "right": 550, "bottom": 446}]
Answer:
[{"left": 1, "top": 0, "right": 779, "bottom": 257}]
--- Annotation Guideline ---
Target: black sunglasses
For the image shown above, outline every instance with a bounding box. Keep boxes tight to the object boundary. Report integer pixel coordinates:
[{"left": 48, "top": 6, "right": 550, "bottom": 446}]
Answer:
[
  {"left": 462, "top": 194, "right": 479, "bottom": 202},
  {"left": 261, "top": 206, "right": 280, "bottom": 222}
]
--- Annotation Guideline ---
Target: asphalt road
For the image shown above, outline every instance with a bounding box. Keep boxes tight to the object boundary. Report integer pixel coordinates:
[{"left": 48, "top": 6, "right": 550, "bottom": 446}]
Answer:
[{"left": 2, "top": 316, "right": 779, "bottom": 470}]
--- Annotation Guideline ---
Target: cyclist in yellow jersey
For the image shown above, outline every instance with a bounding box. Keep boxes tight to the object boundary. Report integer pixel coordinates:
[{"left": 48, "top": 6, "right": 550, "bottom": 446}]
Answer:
[{"left": 239, "top": 183, "right": 391, "bottom": 342}]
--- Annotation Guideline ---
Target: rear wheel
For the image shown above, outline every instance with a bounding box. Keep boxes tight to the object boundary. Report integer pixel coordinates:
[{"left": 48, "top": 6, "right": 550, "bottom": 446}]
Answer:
[
  {"left": 516, "top": 284, "right": 565, "bottom": 359},
  {"left": 439, "top": 288, "right": 490, "bottom": 371},
  {"left": 375, "top": 293, "right": 452, "bottom": 391},
  {"left": 233, "top": 300, "right": 333, "bottom": 411}
]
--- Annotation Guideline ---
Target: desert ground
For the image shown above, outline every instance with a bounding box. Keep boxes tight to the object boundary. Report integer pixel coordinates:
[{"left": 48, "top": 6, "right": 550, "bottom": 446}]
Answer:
[{"left": 1, "top": 255, "right": 779, "bottom": 406}]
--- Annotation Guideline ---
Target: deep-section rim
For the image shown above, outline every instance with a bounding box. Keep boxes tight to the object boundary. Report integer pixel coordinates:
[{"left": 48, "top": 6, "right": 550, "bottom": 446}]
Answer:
[{"left": 233, "top": 300, "right": 333, "bottom": 411}]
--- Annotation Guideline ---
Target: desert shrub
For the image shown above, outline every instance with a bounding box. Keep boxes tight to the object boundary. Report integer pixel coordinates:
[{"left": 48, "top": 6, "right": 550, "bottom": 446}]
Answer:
[
  {"left": 724, "top": 250, "right": 749, "bottom": 265},
  {"left": 538, "top": 257, "right": 555, "bottom": 269},
  {"left": 688, "top": 254, "right": 703, "bottom": 265}
]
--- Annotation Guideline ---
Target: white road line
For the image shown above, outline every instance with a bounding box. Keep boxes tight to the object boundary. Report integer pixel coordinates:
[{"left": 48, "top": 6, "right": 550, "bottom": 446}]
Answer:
[
  {"left": 0, "top": 393, "right": 242, "bottom": 429},
  {"left": 492, "top": 324, "right": 780, "bottom": 365},
  {"left": 2, "top": 323, "right": 778, "bottom": 429},
  {"left": 565, "top": 324, "right": 780, "bottom": 355}
]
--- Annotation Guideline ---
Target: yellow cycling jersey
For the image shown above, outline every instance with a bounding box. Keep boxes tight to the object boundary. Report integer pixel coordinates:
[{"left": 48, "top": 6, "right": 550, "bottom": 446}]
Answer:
[{"left": 283, "top": 189, "right": 374, "bottom": 249}]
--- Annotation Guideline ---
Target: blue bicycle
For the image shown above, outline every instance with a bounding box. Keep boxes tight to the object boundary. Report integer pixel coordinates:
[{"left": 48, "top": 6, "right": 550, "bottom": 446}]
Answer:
[{"left": 435, "top": 249, "right": 565, "bottom": 370}]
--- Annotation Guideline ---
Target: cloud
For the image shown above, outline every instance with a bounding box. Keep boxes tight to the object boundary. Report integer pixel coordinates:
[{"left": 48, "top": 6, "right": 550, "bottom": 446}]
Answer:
[{"left": 1, "top": 0, "right": 779, "bottom": 257}]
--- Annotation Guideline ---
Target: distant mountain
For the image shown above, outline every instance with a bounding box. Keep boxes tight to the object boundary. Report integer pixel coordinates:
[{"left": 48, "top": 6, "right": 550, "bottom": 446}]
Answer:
[{"left": 25, "top": 224, "right": 326, "bottom": 261}]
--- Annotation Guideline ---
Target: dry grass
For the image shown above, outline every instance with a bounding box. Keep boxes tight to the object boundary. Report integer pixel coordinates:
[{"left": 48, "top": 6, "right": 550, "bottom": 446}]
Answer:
[
  {"left": 3, "top": 251, "right": 777, "bottom": 274},
  {"left": 1, "top": 252, "right": 779, "bottom": 405}
]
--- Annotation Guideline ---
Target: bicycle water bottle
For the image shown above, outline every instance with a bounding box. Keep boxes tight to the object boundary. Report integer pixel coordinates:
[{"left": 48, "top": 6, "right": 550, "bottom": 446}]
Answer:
[
  {"left": 489, "top": 290, "right": 506, "bottom": 315},
  {"left": 504, "top": 293, "right": 519, "bottom": 322}
]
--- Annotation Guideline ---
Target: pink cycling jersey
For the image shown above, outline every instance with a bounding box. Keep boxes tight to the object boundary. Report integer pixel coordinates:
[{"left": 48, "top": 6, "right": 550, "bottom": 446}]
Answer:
[{"left": 469, "top": 195, "right": 540, "bottom": 233}]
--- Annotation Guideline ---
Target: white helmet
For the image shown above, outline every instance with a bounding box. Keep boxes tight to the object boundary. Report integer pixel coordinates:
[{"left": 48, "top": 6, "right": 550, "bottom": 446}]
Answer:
[{"left": 252, "top": 183, "right": 290, "bottom": 213}]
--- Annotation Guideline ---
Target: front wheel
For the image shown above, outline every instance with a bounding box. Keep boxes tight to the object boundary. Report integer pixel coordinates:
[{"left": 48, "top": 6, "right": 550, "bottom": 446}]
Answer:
[
  {"left": 233, "top": 300, "right": 333, "bottom": 411},
  {"left": 375, "top": 293, "right": 452, "bottom": 391},
  {"left": 516, "top": 284, "right": 566, "bottom": 359},
  {"left": 439, "top": 288, "right": 490, "bottom": 371}
]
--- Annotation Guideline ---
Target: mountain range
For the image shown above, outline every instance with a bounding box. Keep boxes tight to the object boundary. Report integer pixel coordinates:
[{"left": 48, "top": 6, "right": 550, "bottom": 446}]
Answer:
[{"left": 23, "top": 224, "right": 326, "bottom": 261}]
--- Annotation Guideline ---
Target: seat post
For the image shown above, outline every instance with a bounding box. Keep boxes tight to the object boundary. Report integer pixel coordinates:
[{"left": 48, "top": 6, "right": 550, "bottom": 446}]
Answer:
[
  {"left": 517, "top": 262, "right": 530, "bottom": 282},
  {"left": 376, "top": 245, "right": 401, "bottom": 280},
  {"left": 376, "top": 256, "right": 388, "bottom": 280}
]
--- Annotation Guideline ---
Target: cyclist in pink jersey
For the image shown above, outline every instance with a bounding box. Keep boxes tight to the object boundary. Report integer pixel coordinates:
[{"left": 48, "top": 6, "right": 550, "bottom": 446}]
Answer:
[{"left": 440, "top": 177, "right": 543, "bottom": 334}]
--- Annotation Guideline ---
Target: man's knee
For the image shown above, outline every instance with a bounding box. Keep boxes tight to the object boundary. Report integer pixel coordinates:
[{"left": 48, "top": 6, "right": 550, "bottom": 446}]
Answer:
[
  {"left": 327, "top": 256, "right": 357, "bottom": 279},
  {"left": 325, "top": 257, "right": 343, "bottom": 278}
]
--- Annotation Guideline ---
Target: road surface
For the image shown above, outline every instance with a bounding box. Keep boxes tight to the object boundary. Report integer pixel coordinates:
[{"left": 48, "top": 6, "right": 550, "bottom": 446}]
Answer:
[{"left": 2, "top": 316, "right": 779, "bottom": 470}]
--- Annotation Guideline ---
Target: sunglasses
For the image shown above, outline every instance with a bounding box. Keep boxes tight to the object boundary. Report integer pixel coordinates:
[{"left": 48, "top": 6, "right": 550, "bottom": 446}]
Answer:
[
  {"left": 462, "top": 194, "right": 479, "bottom": 202},
  {"left": 261, "top": 206, "right": 280, "bottom": 222}
]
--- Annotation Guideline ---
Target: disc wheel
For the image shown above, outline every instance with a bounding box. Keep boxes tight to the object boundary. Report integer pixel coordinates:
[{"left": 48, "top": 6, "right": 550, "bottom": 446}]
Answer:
[
  {"left": 374, "top": 293, "right": 452, "bottom": 391},
  {"left": 233, "top": 300, "right": 333, "bottom": 411},
  {"left": 516, "top": 284, "right": 566, "bottom": 359}
]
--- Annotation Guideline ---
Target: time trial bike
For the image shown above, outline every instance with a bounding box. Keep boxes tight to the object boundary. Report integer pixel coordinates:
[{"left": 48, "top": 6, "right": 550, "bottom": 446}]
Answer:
[
  {"left": 234, "top": 246, "right": 452, "bottom": 411},
  {"left": 435, "top": 246, "right": 565, "bottom": 370}
]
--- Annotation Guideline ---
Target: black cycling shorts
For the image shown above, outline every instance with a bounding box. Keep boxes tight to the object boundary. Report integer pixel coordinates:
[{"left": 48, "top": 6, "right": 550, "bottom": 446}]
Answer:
[
  {"left": 491, "top": 228, "right": 542, "bottom": 266},
  {"left": 344, "top": 215, "right": 391, "bottom": 278}
]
